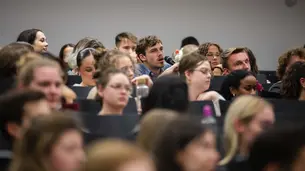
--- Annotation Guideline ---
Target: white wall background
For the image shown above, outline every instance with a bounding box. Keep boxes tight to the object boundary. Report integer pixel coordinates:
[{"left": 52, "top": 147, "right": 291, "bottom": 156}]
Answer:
[{"left": 1, "top": 0, "right": 305, "bottom": 70}]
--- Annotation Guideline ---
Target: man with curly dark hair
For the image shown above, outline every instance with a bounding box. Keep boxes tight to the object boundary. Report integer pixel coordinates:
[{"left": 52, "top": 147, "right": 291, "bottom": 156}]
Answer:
[
  {"left": 281, "top": 61, "right": 305, "bottom": 100},
  {"left": 135, "top": 35, "right": 170, "bottom": 81},
  {"left": 269, "top": 48, "right": 305, "bottom": 93}
]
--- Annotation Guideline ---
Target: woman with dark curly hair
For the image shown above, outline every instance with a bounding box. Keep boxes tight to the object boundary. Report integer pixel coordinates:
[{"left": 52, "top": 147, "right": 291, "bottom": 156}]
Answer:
[
  {"left": 269, "top": 48, "right": 305, "bottom": 93},
  {"left": 281, "top": 61, "right": 305, "bottom": 100},
  {"left": 197, "top": 42, "right": 223, "bottom": 70},
  {"left": 219, "top": 70, "right": 257, "bottom": 101}
]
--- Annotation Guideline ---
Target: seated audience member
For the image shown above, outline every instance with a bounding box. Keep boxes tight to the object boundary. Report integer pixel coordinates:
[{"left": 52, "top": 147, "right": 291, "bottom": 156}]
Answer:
[
  {"left": 16, "top": 29, "right": 48, "bottom": 53},
  {"left": 96, "top": 68, "right": 132, "bottom": 115},
  {"left": 178, "top": 51, "right": 224, "bottom": 101},
  {"left": 142, "top": 75, "right": 189, "bottom": 114},
  {"left": 67, "top": 37, "right": 105, "bottom": 75},
  {"left": 0, "top": 90, "right": 50, "bottom": 151},
  {"left": 153, "top": 116, "right": 220, "bottom": 171},
  {"left": 180, "top": 36, "right": 200, "bottom": 48},
  {"left": 83, "top": 139, "right": 155, "bottom": 171},
  {"left": 115, "top": 32, "right": 138, "bottom": 63},
  {"left": 173, "top": 44, "right": 198, "bottom": 63},
  {"left": 17, "top": 59, "right": 64, "bottom": 110},
  {"left": 18, "top": 52, "right": 77, "bottom": 105},
  {"left": 197, "top": 42, "right": 223, "bottom": 70},
  {"left": 281, "top": 61, "right": 305, "bottom": 100},
  {"left": 249, "top": 125, "right": 305, "bottom": 171},
  {"left": 74, "top": 48, "right": 96, "bottom": 87},
  {"left": 269, "top": 48, "right": 305, "bottom": 93},
  {"left": 221, "top": 47, "right": 252, "bottom": 75},
  {"left": 0, "top": 42, "right": 34, "bottom": 95},
  {"left": 219, "top": 95, "right": 275, "bottom": 169},
  {"left": 16, "top": 52, "right": 42, "bottom": 72},
  {"left": 135, "top": 35, "right": 171, "bottom": 81},
  {"left": 9, "top": 112, "right": 85, "bottom": 171},
  {"left": 59, "top": 43, "right": 75, "bottom": 71},
  {"left": 219, "top": 70, "right": 258, "bottom": 101},
  {"left": 87, "top": 50, "right": 152, "bottom": 100},
  {"left": 137, "top": 109, "right": 178, "bottom": 153}
]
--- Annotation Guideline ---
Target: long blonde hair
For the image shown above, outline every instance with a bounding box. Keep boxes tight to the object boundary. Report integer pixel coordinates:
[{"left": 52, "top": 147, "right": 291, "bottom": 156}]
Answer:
[
  {"left": 137, "top": 109, "right": 178, "bottom": 152},
  {"left": 219, "top": 95, "right": 272, "bottom": 165}
]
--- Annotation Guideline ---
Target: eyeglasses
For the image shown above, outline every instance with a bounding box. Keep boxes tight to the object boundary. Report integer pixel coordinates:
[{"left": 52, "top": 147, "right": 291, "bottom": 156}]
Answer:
[
  {"left": 193, "top": 68, "right": 213, "bottom": 76},
  {"left": 108, "top": 84, "right": 133, "bottom": 94},
  {"left": 120, "top": 66, "right": 135, "bottom": 74}
]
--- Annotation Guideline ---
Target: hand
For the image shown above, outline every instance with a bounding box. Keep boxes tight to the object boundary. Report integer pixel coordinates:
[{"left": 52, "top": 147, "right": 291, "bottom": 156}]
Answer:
[
  {"left": 131, "top": 75, "right": 153, "bottom": 88},
  {"left": 158, "top": 63, "right": 179, "bottom": 78}
]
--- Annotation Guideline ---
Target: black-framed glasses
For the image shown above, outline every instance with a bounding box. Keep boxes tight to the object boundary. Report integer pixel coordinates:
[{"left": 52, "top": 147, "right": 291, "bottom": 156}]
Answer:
[{"left": 193, "top": 68, "right": 213, "bottom": 76}]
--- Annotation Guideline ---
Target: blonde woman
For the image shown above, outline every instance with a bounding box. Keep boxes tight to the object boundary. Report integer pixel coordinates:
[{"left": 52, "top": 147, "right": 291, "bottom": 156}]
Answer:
[
  {"left": 219, "top": 95, "right": 275, "bottom": 168},
  {"left": 83, "top": 139, "right": 155, "bottom": 171},
  {"left": 137, "top": 109, "right": 178, "bottom": 152}
]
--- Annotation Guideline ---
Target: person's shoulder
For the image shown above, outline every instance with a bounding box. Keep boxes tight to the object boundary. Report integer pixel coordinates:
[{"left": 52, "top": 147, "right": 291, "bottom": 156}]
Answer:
[
  {"left": 163, "top": 62, "right": 172, "bottom": 69},
  {"left": 197, "top": 91, "right": 226, "bottom": 101}
]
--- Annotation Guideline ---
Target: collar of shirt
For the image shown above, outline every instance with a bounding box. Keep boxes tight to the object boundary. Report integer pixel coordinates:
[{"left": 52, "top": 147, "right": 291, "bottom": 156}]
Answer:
[{"left": 136, "top": 63, "right": 171, "bottom": 76}]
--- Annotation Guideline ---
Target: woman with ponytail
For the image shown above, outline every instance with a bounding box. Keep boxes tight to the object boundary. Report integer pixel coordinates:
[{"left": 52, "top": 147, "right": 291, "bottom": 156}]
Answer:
[{"left": 219, "top": 95, "right": 275, "bottom": 170}]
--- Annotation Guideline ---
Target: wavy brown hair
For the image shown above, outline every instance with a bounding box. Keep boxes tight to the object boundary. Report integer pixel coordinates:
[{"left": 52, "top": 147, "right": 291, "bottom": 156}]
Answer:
[
  {"left": 197, "top": 42, "right": 223, "bottom": 56},
  {"left": 277, "top": 48, "right": 305, "bottom": 80},
  {"left": 281, "top": 61, "right": 305, "bottom": 99}
]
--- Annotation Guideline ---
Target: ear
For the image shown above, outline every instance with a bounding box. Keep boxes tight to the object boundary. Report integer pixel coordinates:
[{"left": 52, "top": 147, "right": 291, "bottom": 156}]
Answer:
[
  {"left": 233, "top": 119, "right": 245, "bottom": 134},
  {"left": 223, "top": 68, "right": 230, "bottom": 76},
  {"left": 229, "top": 87, "right": 238, "bottom": 97},
  {"left": 6, "top": 122, "right": 21, "bottom": 139},
  {"left": 300, "top": 78, "right": 305, "bottom": 88},
  {"left": 138, "top": 54, "right": 147, "bottom": 63},
  {"left": 184, "top": 70, "right": 192, "bottom": 83},
  {"left": 97, "top": 84, "right": 104, "bottom": 98}
]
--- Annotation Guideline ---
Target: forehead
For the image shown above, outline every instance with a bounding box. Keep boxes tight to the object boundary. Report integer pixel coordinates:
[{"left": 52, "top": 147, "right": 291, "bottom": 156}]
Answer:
[
  {"left": 289, "top": 55, "right": 305, "bottom": 64},
  {"left": 229, "top": 52, "right": 249, "bottom": 62},
  {"left": 208, "top": 45, "right": 219, "bottom": 52},
  {"left": 36, "top": 31, "right": 46, "bottom": 39},
  {"left": 195, "top": 60, "right": 211, "bottom": 69},
  {"left": 240, "top": 75, "right": 257, "bottom": 84},
  {"left": 116, "top": 57, "right": 132, "bottom": 66},
  {"left": 119, "top": 38, "right": 136, "bottom": 46},
  {"left": 146, "top": 43, "right": 163, "bottom": 51},
  {"left": 33, "top": 66, "right": 62, "bottom": 80},
  {"left": 254, "top": 106, "right": 274, "bottom": 121},
  {"left": 80, "top": 55, "right": 95, "bottom": 66},
  {"left": 108, "top": 73, "right": 130, "bottom": 84}
]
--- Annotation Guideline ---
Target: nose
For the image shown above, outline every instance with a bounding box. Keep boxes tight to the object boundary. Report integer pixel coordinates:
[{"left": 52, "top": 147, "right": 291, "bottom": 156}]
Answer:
[
  {"left": 242, "top": 62, "right": 249, "bottom": 70},
  {"left": 207, "top": 71, "right": 212, "bottom": 79},
  {"left": 45, "top": 41, "right": 49, "bottom": 47},
  {"left": 49, "top": 84, "right": 60, "bottom": 96},
  {"left": 127, "top": 48, "right": 133, "bottom": 54}
]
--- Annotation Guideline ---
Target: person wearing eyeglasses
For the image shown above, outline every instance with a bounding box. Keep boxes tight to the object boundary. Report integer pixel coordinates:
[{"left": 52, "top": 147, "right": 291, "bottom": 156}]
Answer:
[
  {"left": 178, "top": 51, "right": 224, "bottom": 101},
  {"left": 197, "top": 42, "right": 223, "bottom": 70},
  {"left": 96, "top": 67, "right": 132, "bottom": 115}
]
